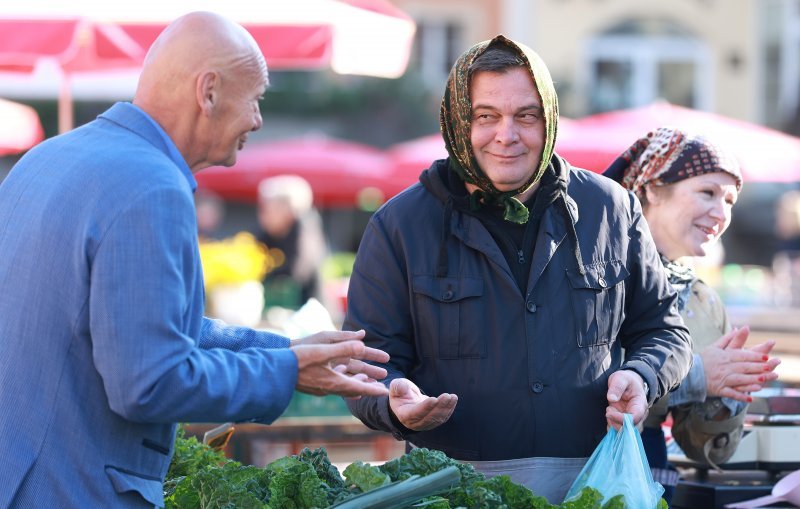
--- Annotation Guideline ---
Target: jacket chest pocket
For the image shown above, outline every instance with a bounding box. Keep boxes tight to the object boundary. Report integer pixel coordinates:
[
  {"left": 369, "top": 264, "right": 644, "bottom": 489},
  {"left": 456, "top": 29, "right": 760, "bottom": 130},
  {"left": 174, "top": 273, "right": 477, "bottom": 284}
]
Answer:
[
  {"left": 411, "top": 275, "right": 485, "bottom": 359},
  {"left": 566, "top": 261, "right": 628, "bottom": 347}
]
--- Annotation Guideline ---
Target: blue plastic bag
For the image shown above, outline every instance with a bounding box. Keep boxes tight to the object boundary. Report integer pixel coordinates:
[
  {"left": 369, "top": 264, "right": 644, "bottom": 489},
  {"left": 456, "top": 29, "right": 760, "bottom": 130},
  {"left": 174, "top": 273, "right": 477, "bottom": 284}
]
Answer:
[{"left": 565, "top": 413, "right": 664, "bottom": 508}]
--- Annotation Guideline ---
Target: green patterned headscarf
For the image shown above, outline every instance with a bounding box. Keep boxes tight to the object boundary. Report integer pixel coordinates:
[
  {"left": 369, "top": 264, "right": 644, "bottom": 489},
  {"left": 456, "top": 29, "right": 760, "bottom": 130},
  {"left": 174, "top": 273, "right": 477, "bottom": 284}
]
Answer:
[{"left": 439, "top": 35, "right": 559, "bottom": 224}]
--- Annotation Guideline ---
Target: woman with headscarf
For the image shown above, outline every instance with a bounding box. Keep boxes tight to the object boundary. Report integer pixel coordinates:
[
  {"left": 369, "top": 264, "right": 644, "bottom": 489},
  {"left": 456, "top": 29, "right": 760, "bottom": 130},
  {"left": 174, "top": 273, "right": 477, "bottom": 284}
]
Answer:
[
  {"left": 604, "top": 127, "right": 781, "bottom": 504},
  {"left": 344, "top": 36, "right": 694, "bottom": 503}
]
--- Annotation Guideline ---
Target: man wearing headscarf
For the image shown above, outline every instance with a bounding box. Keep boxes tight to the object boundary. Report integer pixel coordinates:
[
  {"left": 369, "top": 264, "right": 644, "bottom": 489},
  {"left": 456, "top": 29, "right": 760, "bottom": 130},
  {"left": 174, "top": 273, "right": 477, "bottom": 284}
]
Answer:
[{"left": 345, "top": 36, "right": 692, "bottom": 503}]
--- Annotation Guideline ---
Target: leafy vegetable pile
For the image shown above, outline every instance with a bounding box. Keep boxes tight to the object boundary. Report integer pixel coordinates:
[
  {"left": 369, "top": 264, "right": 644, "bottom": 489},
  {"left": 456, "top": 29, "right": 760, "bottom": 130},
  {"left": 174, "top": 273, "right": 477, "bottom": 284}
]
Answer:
[{"left": 164, "top": 429, "right": 665, "bottom": 508}]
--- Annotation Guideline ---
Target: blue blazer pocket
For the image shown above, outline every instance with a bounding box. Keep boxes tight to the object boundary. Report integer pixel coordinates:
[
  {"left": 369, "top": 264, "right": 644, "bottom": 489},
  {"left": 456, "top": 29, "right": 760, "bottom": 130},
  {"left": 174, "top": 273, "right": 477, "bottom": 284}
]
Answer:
[{"left": 105, "top": 465, "right": 164, "bottom": 508}]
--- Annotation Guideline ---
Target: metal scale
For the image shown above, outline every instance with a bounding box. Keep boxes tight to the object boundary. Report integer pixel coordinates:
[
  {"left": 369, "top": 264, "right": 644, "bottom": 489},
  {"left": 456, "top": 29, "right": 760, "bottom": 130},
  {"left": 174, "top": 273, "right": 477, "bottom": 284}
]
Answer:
[{"left": 669, "top": 388, "right": 800, "bottom": 508}]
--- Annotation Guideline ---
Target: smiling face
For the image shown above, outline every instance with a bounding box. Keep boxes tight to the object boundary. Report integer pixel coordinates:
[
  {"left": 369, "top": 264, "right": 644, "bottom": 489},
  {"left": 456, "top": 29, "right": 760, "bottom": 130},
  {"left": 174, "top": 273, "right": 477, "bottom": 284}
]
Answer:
[
  {"left": 469, "top": 67, "right": 545, "bottom": 198},
  {"left": 643, "top": 172, "right": 740, "bottom": 260},
  {"left": 206, "top": 68, "right": 267, "bottom": 167}
]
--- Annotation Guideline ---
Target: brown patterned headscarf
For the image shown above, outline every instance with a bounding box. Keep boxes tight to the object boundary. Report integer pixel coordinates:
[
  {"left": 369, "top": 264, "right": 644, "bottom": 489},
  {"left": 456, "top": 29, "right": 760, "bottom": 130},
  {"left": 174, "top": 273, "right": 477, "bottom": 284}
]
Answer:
[
  {"left": 439, "top": 35, "right": 559, "bottom": 224},
  {"left": 603, "top": 126, "right": 743, "bottom": 195}
]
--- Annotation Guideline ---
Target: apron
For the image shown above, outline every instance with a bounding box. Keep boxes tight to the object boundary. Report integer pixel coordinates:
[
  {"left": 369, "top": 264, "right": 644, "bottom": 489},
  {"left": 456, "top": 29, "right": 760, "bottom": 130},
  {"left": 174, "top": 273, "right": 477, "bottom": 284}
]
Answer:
[{"left": 468, "top": 456, "right": 588, "bottom": 504}]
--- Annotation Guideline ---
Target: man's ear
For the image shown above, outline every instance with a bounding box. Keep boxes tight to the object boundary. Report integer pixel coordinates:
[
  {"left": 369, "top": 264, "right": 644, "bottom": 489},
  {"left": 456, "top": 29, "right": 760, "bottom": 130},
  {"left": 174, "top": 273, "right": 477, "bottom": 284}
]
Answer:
[{"left": 197, "top": 70, "right": 220, "bottom": 115}]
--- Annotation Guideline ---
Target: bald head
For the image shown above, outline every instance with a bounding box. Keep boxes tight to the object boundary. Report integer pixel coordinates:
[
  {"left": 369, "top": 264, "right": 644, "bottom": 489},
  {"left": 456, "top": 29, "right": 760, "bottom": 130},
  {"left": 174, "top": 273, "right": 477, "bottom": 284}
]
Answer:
[
  {"left": 133, "top": 12, "right": 269, "bottom": 170},
  {"left": 135, "top": 11, "right": 268, "bottom": 101}
]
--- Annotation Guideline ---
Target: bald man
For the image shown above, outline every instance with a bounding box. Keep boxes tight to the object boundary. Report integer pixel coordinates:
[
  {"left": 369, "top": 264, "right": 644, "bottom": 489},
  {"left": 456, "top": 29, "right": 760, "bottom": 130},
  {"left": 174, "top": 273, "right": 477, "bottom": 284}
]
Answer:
[{"left": 0, "top": 12, "right": 389, "bottom": 508}]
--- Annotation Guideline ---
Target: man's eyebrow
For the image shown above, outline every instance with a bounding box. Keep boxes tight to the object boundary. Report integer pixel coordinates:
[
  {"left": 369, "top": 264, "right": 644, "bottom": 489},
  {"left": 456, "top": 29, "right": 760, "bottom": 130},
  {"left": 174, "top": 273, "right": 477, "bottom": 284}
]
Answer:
[{"left": 471, "top": 103, "right": 543, "bottom": 112}]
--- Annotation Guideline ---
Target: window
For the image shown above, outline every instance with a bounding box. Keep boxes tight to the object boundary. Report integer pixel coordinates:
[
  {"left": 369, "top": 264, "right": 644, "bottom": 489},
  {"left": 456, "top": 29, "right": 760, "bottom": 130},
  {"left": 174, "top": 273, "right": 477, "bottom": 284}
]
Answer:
[
  {"left": 761, "top": 0, "right": 800, "bottom": 129},
  {"left": 412, "top": 20, "right": 463, "bottom": 88},
  {"left": 585, "top": 19, "right": 711, "bottom": 114}
]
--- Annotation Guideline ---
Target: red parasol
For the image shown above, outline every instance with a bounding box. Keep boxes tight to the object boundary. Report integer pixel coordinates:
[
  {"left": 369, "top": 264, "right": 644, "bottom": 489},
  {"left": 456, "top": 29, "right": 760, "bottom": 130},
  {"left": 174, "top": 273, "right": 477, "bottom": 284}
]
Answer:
[
  {"left": 195, "top": 135, "right": 392, "bottom": 208},
  {"left": 0, "top": 18, "right": 146, "bottom": 133},
  {"left": 0, "top": 0, "right": 416, "bottom": 132},
  {"left": 384, "top": 133, "right": 446, "bottom": 198},
  {"left": 0, "top": 97, "right": 44, "bottom": 156},
  {"left": 555, "top": 101, "right": 800, "bottom": 183}
]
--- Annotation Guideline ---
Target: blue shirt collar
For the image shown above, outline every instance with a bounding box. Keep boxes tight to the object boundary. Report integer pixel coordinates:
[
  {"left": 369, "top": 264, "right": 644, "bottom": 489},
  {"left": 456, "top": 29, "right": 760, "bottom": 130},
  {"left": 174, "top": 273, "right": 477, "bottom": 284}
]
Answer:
[{"left": 99, "top": 102, "right": 197, "bottom": 192}]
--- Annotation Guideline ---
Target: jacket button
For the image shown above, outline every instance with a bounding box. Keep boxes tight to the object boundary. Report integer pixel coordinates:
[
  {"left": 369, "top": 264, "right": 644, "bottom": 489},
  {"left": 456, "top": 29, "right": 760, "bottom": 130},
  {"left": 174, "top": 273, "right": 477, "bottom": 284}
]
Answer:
[
  {"left": 443, "top": 290, "right": 454, "bottom": 301},
  {"left": 532, "top": 381, "right": 544, "bottom": 393},
  {"left": 598, "top": 276, "right": 607, "bottom": 288},
  {"left": 526, "top": 301, "right": 537, "bottom": 313}
]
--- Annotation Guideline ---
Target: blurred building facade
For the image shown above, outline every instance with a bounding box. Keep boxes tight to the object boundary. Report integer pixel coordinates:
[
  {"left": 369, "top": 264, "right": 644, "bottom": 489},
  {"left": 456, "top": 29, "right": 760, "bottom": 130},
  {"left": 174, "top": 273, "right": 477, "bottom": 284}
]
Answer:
[{"left": 396, "top": 0, "right": 800, "bottom": 133}]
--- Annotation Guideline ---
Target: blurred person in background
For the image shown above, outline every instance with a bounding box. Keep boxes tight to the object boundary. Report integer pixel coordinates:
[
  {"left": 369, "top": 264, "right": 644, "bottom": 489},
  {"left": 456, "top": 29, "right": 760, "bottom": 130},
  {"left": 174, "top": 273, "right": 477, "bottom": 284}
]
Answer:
[
  {"left": 775, "top": 189, "right": 800, "bottom": 253},
  {"left": 257, "top": 174, "right": 327, "bottom": 310},
  {"left": 0, "top": 12, "right": 389, "bottom": 508},
  {"left": 195, "top": 188, "right": 226, "bottom": 240},
  {"left": 773, "top": 189, "right": 800, "bottom": 306},
  {"left": 343, "top": 35, "right": 693, "bottom": 504},
  {"left": 604, "top": 126, "right": 781, "bottom": 505}
]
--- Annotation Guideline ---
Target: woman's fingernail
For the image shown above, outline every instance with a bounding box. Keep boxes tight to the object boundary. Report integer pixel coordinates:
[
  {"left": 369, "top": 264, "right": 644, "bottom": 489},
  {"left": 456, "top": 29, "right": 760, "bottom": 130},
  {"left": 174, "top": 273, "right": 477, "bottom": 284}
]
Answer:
[
  {"left": 758, "top": 376, "right": 765, "bottom": 382},
  {"left": 763, "top": 355, "right": 769, "bottom": 361},
  {"left": 748, "top": 396, "right": 753, "bottom": 403}
]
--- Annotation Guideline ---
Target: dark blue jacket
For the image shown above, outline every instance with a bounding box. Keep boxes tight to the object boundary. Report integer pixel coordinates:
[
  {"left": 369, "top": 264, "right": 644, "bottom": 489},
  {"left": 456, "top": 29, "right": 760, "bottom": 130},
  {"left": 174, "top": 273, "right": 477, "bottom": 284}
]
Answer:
[{"left": 345, "top": 156, "right": 691, "bottom": 461}]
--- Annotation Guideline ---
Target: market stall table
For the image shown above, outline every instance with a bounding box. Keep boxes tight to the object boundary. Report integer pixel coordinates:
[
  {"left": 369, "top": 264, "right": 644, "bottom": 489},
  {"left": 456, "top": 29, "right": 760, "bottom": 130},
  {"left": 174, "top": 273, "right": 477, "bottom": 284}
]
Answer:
[{"left": 183, "top": 416, "right": 400, "bottom": 467}]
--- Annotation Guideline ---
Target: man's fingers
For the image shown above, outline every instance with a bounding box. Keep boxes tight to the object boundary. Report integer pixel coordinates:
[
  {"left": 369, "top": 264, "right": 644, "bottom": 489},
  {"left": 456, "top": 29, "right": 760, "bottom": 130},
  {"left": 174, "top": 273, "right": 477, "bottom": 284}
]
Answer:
[
  {"left": 294, "top": 341, "right": 366, "bottom": 369},
  {"left": 299, "top": 329, "right": 366, "bottom": 346},
  {"left": 398, "top": 394, "right": 458, "bottom": 430},
  {"left": 390, "top": 378, "right": 416, "bottom": 398},
  {"left": 362, "top": 346, "right": 390, "bottom": 364},
  {"left": 345, "top": 358, "right": 388, "bottom": 380},
  {"left": 334, "top": 377, "right": 390, "bottom": 398},
  {"left": 606, "top": 380, "right": 625, "bottom": 403},
  {"left": 605, "top": 407, "right": 625, "bottom": 431}
]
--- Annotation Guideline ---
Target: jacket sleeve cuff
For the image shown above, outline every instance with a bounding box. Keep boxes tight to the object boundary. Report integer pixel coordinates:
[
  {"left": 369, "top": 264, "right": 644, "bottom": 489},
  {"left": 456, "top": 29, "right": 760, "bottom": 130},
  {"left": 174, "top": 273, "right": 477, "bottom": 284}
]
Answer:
[
  {"left": 238, "top": 348, "right": 298, "bottom": 424},
  {"left": 620, "top": 362, "right": 659, "bottom": 405},
  {"left": 668, "top": 353, "right": 707, "bottom": 406}
]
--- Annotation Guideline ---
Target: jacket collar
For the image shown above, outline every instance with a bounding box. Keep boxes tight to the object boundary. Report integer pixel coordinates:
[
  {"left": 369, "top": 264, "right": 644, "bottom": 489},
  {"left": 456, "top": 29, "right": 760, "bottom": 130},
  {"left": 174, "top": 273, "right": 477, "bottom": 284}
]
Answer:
[{"left": 99, "top": 102, "right": 197, "bottom": 192}]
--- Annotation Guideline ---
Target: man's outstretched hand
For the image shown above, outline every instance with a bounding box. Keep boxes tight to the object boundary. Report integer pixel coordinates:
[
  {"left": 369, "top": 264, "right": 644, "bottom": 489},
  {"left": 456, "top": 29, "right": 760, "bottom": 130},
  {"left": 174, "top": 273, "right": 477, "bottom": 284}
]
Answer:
[
  {"left": 291, "top": 330, "right": 390, "bottom": 398},
  {"left": 389, "top": 378, "right": 457, "bottom": 431}
]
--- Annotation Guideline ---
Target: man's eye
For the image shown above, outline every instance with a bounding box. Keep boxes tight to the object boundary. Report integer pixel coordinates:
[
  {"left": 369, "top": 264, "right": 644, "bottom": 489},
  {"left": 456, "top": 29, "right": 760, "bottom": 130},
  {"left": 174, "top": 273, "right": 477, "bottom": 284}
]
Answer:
[{"left": 473, "top": 114, "right": 493, "bottom": 121}]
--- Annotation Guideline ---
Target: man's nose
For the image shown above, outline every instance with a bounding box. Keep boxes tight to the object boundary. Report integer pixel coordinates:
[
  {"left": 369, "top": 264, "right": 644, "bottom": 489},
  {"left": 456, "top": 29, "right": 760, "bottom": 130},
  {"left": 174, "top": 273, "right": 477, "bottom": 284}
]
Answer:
[
  {"left": 252, "top": 113, "right": 263, "bottom": 132},
  {"left": 495, "top": 117, "right": 519, "bottom": 144}
]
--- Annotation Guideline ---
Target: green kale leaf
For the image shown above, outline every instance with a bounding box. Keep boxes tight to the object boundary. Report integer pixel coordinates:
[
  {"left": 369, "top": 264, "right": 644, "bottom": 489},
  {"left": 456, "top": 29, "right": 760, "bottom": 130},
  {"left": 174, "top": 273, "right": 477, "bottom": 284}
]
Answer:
[
  {"left": 265, "top": 456, "right": 328, "bottom": 509},
  {"left": 342, "top": 461, "right": 391, "bottom": 492},
  {"left": 166, "top": 463, "right": 269, "bottom": 509}
]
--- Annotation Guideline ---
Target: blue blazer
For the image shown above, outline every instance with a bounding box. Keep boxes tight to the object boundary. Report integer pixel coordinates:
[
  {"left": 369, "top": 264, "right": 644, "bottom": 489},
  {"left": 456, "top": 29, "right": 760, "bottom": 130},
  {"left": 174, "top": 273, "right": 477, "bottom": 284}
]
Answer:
[{"left": 0, "top": 103, "right": 298, "bottom": 508}]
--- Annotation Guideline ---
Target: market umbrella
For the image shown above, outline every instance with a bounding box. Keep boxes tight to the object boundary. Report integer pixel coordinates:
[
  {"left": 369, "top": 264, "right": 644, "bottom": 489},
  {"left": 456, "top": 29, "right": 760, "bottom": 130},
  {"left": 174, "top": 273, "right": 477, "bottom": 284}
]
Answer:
[
  {"left": 555, "top": 101, "right": 800, "bottom": 183},
  {"left": 0, "top": 0, "right": 416, "bottom": 132},
  {"left": 0, "top": 18, "right": 146, "bottom": 133},
  {"left": 384, "top": 133, "right": 446, "bottom": 198},
  {"left": 195, "top": 135, "right": 392, "bottom": 208},
  {"left": 111, "top": 0, "right": 416, "bottom": 78},
  {"left": 0, "top": 97, "right": 44, "bottom": 156}
]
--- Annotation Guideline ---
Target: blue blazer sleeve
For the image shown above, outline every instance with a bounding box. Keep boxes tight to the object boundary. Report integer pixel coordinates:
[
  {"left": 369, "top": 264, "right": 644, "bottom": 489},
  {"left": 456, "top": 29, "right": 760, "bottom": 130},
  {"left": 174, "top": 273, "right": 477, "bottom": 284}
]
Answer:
[
  {"left": 199, "top": 317, "right": 291, "bottom": 351},
  {"left": 89, "top": 186, "right": 297, "bottom": 424}
]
